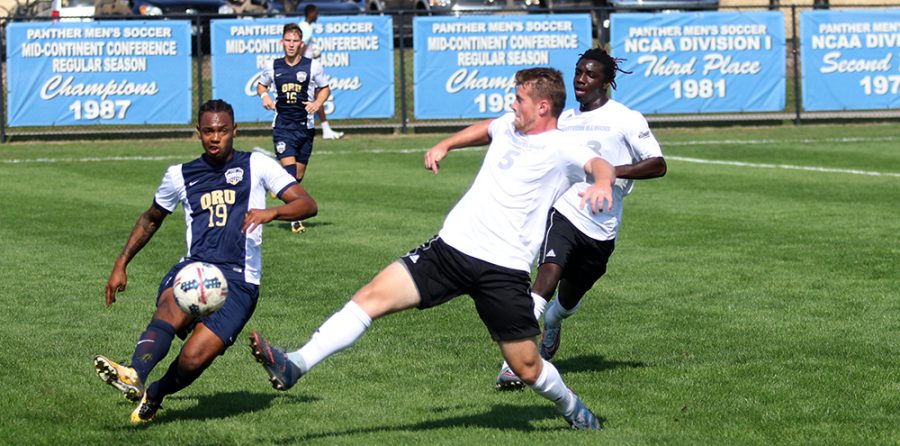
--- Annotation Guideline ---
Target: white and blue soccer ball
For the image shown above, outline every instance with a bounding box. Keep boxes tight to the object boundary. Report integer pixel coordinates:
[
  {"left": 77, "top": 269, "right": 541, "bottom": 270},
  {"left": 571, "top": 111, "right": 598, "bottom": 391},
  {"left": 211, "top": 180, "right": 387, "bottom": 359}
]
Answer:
[{"left": 173, "top": 262, "right": 229, "bottom": 317}]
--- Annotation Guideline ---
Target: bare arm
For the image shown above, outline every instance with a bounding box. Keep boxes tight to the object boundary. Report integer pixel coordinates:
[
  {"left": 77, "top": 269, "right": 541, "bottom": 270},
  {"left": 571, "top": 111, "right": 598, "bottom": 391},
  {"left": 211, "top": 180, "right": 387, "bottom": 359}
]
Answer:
[
  {"left": 105, "top": 205, "right": 168, "bottom": 308},
  {"left": 305, "top": 86, "right": 331, "bottom": 114},
  {"left": 424, "top": 119, "right": 494, "bottom": 174},
  {"left": 242, "top": 183, "right": 318, "bottom": 234},
  {"left": 579, "top": 157, "right": 616, "bottom": 214},
  {"left": 615, "top": 156, "right": 667, "bottom": 179},
  {"left": 258, "top": 83, "right": 275, "bottom": 110}
]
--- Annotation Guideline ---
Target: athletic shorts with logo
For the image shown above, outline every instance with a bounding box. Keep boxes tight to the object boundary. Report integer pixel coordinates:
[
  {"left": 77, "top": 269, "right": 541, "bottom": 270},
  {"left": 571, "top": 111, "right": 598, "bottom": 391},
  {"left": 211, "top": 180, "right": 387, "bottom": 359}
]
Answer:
[
  {"left": 273, "top": 127, "right": 315, "bottom": 164},
  {"left": 157, "top": 260, "right": 259, "bottom": 348},
  {"left": 399, "top": 236, "right": 540, "bottom": 342},
  {"left": 539, "top": 209, "right": 616, "bottom": 291}
]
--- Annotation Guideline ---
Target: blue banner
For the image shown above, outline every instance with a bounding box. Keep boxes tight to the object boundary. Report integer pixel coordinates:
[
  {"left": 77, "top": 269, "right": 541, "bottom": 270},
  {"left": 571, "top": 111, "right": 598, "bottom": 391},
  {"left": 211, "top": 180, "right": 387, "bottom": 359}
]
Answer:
[
  {"left": 6, "top": 21, "right": 192, "bottom": 126},
  {"left": 610, "top": 11, "right": 785, "bottom": 114},
  {"left": 800, "top": 10, "right": 900, "bottom": 111},
  {"left": 210, "top": 16, "right": 394, "bottom": 122},
  {"left": 413, "top": 14, "right": 592, "bottom": 119}
]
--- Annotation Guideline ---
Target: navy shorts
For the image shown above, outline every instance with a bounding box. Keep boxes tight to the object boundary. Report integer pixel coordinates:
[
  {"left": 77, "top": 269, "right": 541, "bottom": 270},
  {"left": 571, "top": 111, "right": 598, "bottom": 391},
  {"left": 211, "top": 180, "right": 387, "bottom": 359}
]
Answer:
[
  {"left": 399, "top": 236, "right": 540, "bottom": 342},
  {"left": 158, "top": 260, "right": 259, "bottom": 348},
  {"left": 538, "top": 209, "right": 616, "bottom": 291},
  {"left": 273, "top": 127, "right": 315, "bottom": 164}
]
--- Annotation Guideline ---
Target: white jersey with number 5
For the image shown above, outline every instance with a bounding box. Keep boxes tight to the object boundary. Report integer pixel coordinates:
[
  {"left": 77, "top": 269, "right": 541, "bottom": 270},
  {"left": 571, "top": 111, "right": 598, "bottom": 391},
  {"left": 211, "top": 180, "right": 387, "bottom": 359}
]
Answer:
[
  {"left": 438, "top": 113, "right": 601, "bottom": 272},
  {"left": 553, "top": 99, "right": 663, "bottom": 241}
]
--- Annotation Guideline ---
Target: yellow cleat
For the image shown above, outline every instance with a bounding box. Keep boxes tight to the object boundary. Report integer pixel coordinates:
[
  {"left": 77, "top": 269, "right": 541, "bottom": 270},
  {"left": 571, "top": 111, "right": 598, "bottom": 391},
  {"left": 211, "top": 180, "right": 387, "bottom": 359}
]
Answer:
[
  {"left": 290, "top": 220, "right": 306, "bottom": 233},
  {"left": 93, "top": 355, "right": 144, "bottom": 402},
  {"left": 130, "top": 392, "right": 161, "bottom": 424}
]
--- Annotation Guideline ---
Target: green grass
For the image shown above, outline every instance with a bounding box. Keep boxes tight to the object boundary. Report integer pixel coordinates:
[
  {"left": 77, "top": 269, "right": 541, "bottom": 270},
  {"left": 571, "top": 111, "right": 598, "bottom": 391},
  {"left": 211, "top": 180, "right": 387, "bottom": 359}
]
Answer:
[{"left": 0, "top": 123, "right": 898, "bottom": 444}]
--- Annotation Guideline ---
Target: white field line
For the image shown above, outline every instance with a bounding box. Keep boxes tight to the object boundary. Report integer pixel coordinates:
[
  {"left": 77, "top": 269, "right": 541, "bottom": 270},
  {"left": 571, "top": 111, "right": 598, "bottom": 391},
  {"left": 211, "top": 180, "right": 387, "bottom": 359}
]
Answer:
[{"left": 2, "top": 139, "right": 898, "bottom": 177}]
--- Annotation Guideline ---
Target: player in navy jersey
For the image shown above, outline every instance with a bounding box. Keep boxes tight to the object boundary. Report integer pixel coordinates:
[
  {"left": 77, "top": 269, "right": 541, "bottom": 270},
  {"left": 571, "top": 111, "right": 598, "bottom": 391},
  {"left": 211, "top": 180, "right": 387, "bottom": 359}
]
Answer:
[
  {"left": 257, "top": 23, "right": 331, "bottom": 233},
  {"left": 93, "top": 99, "right": 317, "bottom": 423}
]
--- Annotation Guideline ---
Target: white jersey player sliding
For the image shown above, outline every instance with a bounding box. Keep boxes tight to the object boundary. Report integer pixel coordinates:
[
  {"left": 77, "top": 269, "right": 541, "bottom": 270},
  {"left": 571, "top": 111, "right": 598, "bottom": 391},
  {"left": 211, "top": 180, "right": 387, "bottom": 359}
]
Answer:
[{"left": 249, "top": 67, "right": 616, "bottom": 430}]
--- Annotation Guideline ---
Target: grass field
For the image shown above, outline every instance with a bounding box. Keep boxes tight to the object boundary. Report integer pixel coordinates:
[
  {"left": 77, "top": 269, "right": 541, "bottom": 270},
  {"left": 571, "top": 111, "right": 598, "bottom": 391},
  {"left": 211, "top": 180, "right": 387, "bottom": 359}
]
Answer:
[{"left": 0, "top": 123, "right": 898, "bottom": 445}]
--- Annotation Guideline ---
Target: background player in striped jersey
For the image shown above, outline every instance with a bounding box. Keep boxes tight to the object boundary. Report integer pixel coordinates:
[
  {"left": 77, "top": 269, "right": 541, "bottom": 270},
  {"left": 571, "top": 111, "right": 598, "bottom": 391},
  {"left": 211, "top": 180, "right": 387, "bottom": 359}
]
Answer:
[
  {"left": 257, "top": 23, "right": 331, "bottom": 233},
  {"left": 495, "top": 49, "right": 667, "bottom": 390},
  {"left": 94, "top": 99, "right": 317, "bottom": 423}
]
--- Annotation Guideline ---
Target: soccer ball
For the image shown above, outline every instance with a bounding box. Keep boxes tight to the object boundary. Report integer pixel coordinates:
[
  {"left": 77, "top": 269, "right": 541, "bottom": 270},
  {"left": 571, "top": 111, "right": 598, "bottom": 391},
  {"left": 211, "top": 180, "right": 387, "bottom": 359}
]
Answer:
[{"left": 172, "top": 262, "right": 229, "bottom": 317}]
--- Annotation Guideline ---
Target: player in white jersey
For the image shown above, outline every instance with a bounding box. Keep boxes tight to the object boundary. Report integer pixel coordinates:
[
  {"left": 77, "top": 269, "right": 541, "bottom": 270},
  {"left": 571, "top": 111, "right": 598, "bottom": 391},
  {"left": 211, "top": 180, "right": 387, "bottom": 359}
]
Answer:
[
  {"left": 249, "top": 68, "right": 615, "bottom": 429},
  {"left": 495, "top": 49, "right": 667, "bottom": 390},
  {"left": 299, "top": 4, "right": 344, "bottom": 140},
  {"left": 94, "top": 100, "right": 318, "bottom": 423}
]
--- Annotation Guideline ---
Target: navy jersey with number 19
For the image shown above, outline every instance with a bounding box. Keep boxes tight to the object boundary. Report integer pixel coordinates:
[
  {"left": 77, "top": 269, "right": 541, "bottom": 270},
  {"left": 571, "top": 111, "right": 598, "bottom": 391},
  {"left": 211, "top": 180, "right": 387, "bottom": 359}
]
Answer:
[{"left": 153, "top": 151, "right": 296, "bottom": 284}]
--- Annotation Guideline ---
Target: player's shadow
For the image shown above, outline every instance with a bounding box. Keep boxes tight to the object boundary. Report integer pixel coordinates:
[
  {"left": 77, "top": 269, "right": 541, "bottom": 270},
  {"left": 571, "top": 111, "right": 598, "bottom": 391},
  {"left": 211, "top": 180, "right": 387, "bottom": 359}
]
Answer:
[
  {"left": 162, "top": 391, "right": 319, "bottom": 422},
  {"left": 272, "top": 403, "right": 606, "bottom": 443},
  {"left": 552, "top": 354, "right": 646, "bottom": 374}
]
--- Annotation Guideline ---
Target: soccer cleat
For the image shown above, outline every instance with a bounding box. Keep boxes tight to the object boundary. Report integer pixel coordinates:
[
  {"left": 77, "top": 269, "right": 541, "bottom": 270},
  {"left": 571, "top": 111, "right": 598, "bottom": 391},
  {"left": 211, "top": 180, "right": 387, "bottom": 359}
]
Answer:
[
  {"left": 290, "top": 220, "right": 306, "bottom": 233},
  {"left": 93, "top": 355, "right": 144, "bottom": 402},
  {"left": 130, "top": 392, "right": 162, "bottom": 424},
  {"left": 249, "top": 330, "right": 305, "bottom": 391},
  {"left": 539, "top": 325, "right": 562, "bottom": 360},
  {"left": 322, "top": 130, "right": 344, "bottom": 140},
  {"left": 495, "top": 364, "right": 525, "bottom": 391},
  {"left": 563, "top": 391, "right": 601, "bottom": 430}
]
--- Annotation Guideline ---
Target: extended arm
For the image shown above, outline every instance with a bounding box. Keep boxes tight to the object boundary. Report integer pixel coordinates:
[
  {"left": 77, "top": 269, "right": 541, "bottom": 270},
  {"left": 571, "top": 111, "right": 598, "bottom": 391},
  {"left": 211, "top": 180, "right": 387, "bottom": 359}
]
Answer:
[
  {"left": 105, "top": 205, "right": 168, "bottom": 307},
  {"left": 424, "top": 119, "right": 494, "bottom": 174},
  {"left": 615, "top": 156, "right": 666, "bottom": 179},
  {"left": 579, "top": 157, "right": 616, "bottom": 214},
  {"left": 242, "top": 183, "right": 318, "bottom": 233}
]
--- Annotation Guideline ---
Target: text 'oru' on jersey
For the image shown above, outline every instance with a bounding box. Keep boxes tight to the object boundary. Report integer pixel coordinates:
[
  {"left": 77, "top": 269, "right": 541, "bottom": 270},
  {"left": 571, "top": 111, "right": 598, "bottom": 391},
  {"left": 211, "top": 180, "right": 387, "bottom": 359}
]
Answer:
[
  {"left": 258, "top": 57, "right": 330, "bottom": 130},
  {"left": 153, "top": 151, "right": 296, "bottom": 284}
]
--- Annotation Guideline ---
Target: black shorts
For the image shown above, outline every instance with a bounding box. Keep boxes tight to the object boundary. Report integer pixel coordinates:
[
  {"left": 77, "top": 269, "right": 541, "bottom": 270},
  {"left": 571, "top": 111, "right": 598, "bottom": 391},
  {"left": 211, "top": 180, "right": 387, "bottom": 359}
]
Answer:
[
  {"left": 538, "top": 209, "right": 616, "bottom": 290},
  {"left": 273, "top": 127, "right": 315, "bottom": 164},
  {"left": 157, "top": 260, "right": 259, "bottom": 348},
  {"left": 399, "top": 236, "right": 540, "bottom": 342}
]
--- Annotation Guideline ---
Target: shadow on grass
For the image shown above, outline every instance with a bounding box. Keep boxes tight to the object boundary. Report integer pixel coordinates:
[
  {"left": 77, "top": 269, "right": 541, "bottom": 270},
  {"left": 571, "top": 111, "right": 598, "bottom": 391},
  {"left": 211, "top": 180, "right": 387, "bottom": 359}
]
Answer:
[
  {"left": 116, "top": 391, "right": 319, "bottom": 429},
  {"left": 271, "top": 403, "right": 606, "bottom": 442},
  {"left": 553, "top": 354, "right": 646, "bottom": 374}
]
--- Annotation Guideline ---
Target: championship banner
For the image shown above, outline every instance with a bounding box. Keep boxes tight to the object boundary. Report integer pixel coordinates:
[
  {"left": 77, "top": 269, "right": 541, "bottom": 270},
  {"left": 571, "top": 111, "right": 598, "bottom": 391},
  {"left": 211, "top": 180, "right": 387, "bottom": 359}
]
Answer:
[
  {"left": 6, "top": 21, "right": 191, "bottom": 126},
  {"left": 210, "top": 16, "right": 394, "bottom": 122},
  {"left": 800, "top": 10, "right": 900, "bottom": 111},
  {"left": 610, "top": 11, "right": 785, "bottom": 114},
  {"left": 413, "top": 14, "right": 592, "bottom": 119}
]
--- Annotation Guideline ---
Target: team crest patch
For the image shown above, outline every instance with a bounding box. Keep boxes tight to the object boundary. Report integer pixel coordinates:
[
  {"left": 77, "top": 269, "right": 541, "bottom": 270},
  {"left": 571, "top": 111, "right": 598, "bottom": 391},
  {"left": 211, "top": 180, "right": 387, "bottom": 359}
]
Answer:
[
  {"left": 276, "top": 141, "right": 286, "bottom": 154},
  {"left": 225, "top": 167, "right": 244, "bottom": 185},
  {"left": 296, "top": 72, "right": 308, "bottom": 83}
]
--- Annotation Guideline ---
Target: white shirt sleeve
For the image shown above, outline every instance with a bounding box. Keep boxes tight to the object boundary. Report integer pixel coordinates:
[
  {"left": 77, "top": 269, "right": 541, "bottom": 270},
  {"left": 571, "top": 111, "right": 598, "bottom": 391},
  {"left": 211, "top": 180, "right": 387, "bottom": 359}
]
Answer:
[
  {"left": 625, "top": 111, "right": 663, "bottom": 160},
  {"left": 488, "top": 112, "right": 514, "bottom": 138},
  {"left": 560, "top": 134, "right": 602, "bottom": 173},
  {"left": 153, "top": 165, "right": 184, "bottom": 213},
  {"left": 310, "top": 59, "right": 330, "bottom": 92},
  {"left": 253, "top": 152, "right": 297, "bottom": 197},
  {"left": 257, "top": 59, "right": 275, "bottom": 88}
]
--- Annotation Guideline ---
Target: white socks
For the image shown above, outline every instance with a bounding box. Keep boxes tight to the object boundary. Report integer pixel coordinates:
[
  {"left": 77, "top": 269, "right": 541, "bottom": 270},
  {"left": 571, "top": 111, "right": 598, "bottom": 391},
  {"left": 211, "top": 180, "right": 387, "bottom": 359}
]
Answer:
[
  {"left": 543, "top": 297, "right": 580, "bottom": 329},
  {"left": 287, "top": 301, "right": 372, "bottom": 372},
  {"left": 530, "top": 359, "right": 577, "bottom": 416},
  {"left": 321, "top": 121, "right": 334, "bottom": 132}
]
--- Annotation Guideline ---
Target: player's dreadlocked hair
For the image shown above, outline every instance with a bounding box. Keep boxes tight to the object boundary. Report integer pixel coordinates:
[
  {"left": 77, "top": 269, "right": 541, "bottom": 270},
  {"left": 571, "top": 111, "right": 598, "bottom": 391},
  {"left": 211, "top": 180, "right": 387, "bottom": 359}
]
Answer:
[
  {"left": 515, "top": 67, "right": 567, "bottom": 118},
  {"left": 579, "top": 48, "right": 631, "bottom": 90},
  {"left": 198, "top": 99, "right": 235, "bottom": 124}
]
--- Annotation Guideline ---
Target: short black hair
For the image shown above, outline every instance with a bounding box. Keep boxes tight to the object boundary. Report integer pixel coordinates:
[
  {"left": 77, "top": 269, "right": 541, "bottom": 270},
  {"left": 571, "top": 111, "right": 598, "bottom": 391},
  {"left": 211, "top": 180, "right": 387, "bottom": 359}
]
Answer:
[
  {"left": 198, "top": 99, "right": 234, "bottom": 124},
  {"left": 283, "top": 22, "right": 302, "bottom": 38},
  {"left": 304, "top": 4, "right": 317, "bottom": 16},
  {"left": 578, "top": 48, "right": 631, "bottom": 90}
]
